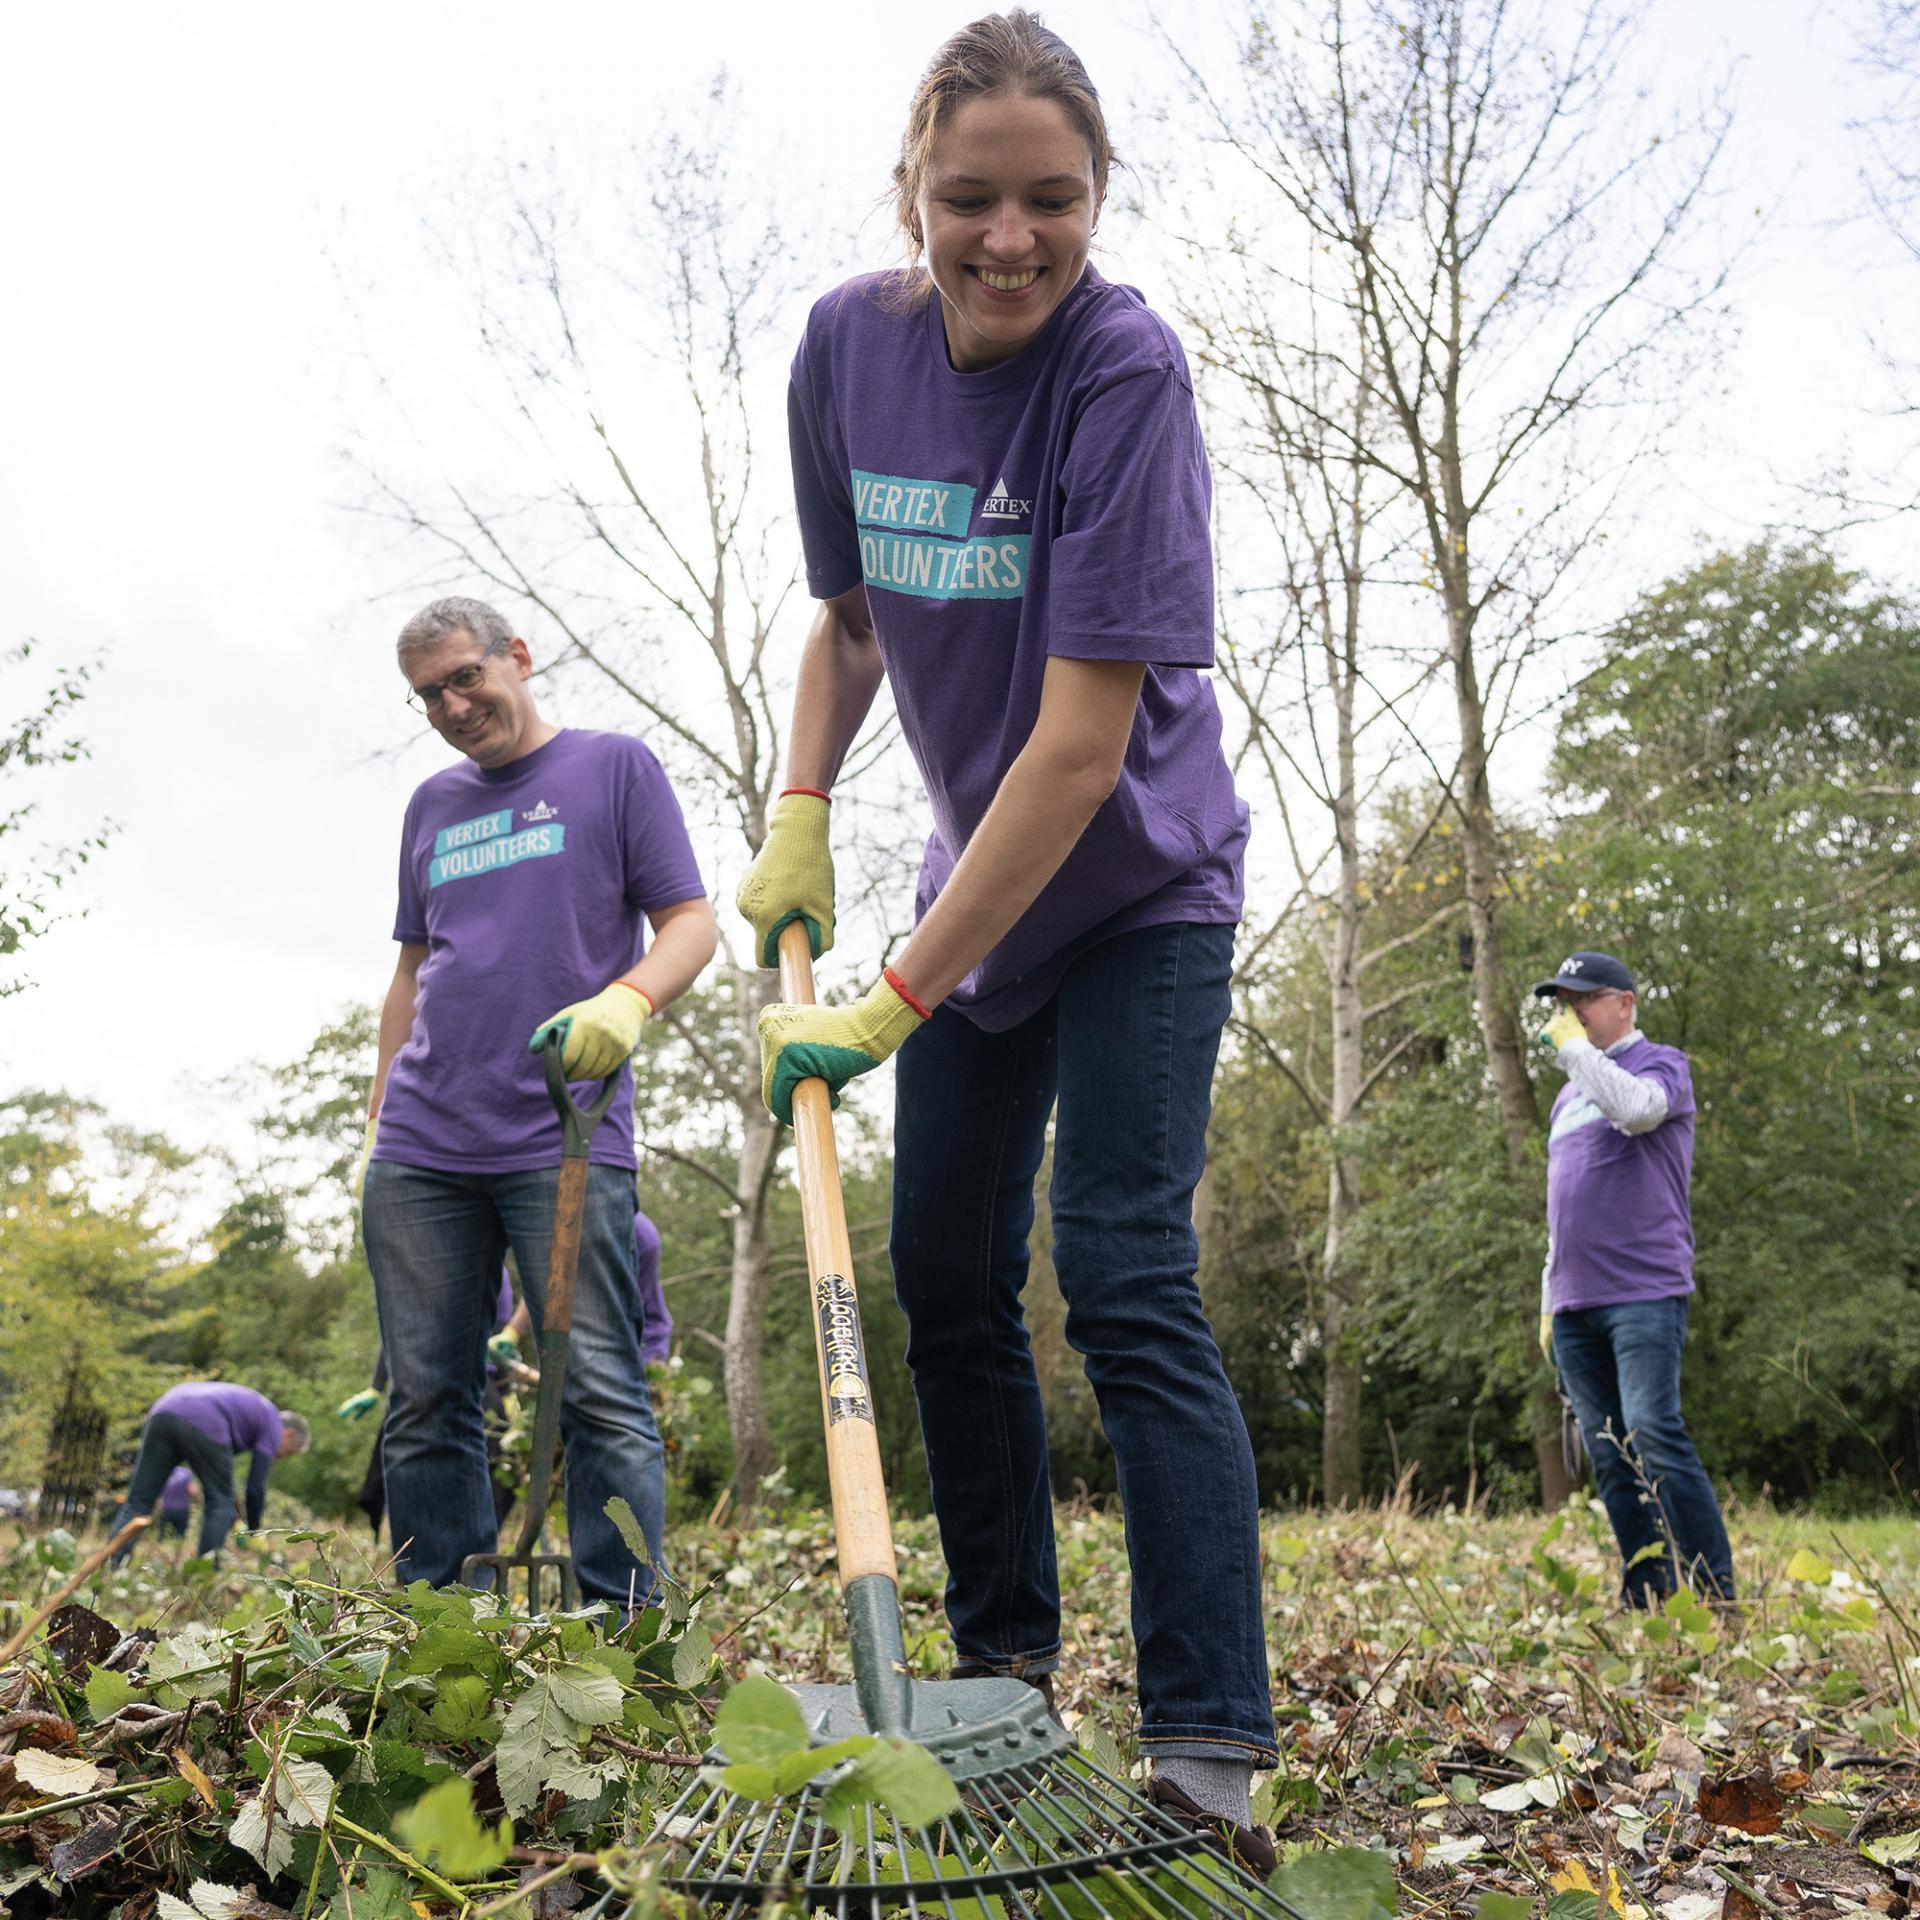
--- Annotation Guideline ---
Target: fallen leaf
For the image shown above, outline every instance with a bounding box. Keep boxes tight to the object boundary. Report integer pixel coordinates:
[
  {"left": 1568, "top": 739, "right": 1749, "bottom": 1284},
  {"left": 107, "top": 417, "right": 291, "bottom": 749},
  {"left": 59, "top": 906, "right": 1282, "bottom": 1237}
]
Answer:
[
  {"left": 1864, "top": 1830, "right": 1920, "bottom": 1866},
  {"left": 13, "top": 1750, "right": 111, "bottom": 1797},
  {"left": 174, "top": 1747, "right": 218, "bottom": 1811},
  {"left": 46, "top": 1604, "right": 120, "bottom": 1677},
  {"left": 48, "top": 1812, "right": 123, "bottom": 1882},
  {"left": 1552, "top": 1859, "right": 1632, "bottom": 1917},
  {"left": 1658, "top": 1893, "right": 1719, "bottom": 1920},
  {"left": 1698, "top": 1770, "right": 1787, "bottom": 1835}
]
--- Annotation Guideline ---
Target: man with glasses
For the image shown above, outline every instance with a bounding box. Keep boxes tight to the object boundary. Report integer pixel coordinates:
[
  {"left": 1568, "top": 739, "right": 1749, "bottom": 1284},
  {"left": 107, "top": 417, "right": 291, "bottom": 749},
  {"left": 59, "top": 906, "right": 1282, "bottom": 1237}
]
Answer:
[
  {"left": 359, "top": 596, "right": 717, "bottom": 1607},
  {"left": 1533, "top": 950, "right": 1735, "bottom": 1606}
]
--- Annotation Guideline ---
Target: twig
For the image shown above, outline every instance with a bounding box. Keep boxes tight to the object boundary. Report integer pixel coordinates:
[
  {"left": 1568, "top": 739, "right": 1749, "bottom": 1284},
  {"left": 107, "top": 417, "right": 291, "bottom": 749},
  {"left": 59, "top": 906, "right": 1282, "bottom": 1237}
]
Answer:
[
  {"left": 331, "top": 1813, "right": 470, "bottom": 1906},
  {"left": 593, "top": 1730, "right": 701, "bottom": 1769},
  {"left": 1846, "top": 1781, "right": 1897, "bottom": 1847},
  {"left": 476, "top": 1855, "right": 598, "bottom": 1915},
  {"left": 0, "top": 1517, "right": 149, "bottom": 1666},
  {"left": 1711, "top": 1862, "right": 1791, "bottom": 1918},
  {"left": 0, "top": 1777, "right": 153, "bottom": 1827}
]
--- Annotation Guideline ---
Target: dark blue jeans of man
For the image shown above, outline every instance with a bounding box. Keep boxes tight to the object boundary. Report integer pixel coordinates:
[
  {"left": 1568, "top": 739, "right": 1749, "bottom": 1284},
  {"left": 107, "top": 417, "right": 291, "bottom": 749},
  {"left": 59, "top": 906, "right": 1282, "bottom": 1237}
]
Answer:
[
  {"left": 891, "top": 922, "right": 1278, "bottom": 1766},
  {"left": 362, "top": 1160, "right": 666, "bottom": 1609},
  {"left": 1553, "top": 1295, "right": 1735, "bottom": 1605},
  {"left": 109, "top": 1413, "right": 238, "bottom": 1561}
]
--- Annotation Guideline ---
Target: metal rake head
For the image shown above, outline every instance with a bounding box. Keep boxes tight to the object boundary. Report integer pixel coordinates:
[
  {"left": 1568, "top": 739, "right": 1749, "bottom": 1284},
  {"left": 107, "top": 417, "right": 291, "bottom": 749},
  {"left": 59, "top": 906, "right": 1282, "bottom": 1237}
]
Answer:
[{"left": 650, "top": 1745, "right": 1302, "bottom": 1919}]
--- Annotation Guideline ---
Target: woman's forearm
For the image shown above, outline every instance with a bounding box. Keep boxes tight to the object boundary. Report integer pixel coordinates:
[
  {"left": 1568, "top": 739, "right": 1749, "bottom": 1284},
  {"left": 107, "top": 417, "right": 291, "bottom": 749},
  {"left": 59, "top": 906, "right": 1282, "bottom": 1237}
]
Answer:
[
  {"left": 786, "top": 592, "right": 886, "bottom": 792},
  {"left": 894, "top": 657, "right": 1145, "bottom": 1008}
]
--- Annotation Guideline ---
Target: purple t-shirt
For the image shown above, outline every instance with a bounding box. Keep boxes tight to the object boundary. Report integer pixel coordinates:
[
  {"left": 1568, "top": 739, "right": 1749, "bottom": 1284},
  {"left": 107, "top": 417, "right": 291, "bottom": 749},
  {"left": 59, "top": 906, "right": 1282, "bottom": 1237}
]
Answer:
[
  {"left": 1546, "top": 1038, "right": 1697, "bottom": 1311},
  {"left": 160, "top": 1465, "right": 193, "bottom": 1514},
  {"left": 150, "top": 1382, "right": 283, "bottom": 1459},
  {"left": 634, "top": 1211, "right": 672, "bottom": 1363},
  {"left": 376, "top": 729, "right": 705, "bottom": 1174},
  {"left": 788, "top": 267, "right": 1248, "bottom": 1031}
]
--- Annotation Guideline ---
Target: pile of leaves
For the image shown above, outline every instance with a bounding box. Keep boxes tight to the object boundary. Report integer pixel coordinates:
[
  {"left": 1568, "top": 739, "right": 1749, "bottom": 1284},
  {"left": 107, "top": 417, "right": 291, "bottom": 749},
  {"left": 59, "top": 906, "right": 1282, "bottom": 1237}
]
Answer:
[
  {"left": 4, "top": 1497, "right": 1920, "bottom": 1918},
  {"left": 0, "top": 1505, "right": 955, "bottom": 1919}
]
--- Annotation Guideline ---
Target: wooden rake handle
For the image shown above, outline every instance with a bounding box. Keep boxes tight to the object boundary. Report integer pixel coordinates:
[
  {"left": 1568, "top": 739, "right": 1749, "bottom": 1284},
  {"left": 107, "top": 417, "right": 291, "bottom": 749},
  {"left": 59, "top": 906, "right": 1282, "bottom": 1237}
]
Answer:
[{"left": 777, "top": 921, "right": 897, "bottom": 1587}]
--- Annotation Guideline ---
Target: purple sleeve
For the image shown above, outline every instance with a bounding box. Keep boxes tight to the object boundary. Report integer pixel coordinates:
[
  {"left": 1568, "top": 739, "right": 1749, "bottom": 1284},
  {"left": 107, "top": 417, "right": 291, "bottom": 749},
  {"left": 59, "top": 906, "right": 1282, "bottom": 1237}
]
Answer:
[
  {"left": 788, "top": 342, "right": 862, "bottom": 601},
  {"left": 621, "top": 743, "right": 706, "bottom": 914},
  {"left": 393, "top": 793, "right": 427, "bottom": 944},
  {"left": 1645, "top": 1049, "right": 1696, "bottom": 1120},
  {"left": 634, "top": 1212, "right": 672, "bottom": 1363},
  {"left": 493, "top": 1269, "right": 515, "bottom": 1332},
  {"left": 1048, "top": 370, "right": 1215, "bottom": 668}
]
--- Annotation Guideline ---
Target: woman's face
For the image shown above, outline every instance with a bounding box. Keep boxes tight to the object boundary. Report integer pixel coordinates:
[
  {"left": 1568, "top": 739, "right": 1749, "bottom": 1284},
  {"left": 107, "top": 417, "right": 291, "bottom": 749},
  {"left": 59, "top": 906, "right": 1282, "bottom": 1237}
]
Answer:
[{"left": 918, "top": 90, "right": 1099, "bottom": 373}]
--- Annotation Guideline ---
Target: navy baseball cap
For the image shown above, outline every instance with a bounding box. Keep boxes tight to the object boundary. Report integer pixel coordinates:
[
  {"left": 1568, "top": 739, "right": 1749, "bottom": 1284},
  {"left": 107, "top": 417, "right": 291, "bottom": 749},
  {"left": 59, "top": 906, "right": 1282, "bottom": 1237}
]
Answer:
[{"left": 1531, "top": 950, "right": 1636, "bottom": 998}]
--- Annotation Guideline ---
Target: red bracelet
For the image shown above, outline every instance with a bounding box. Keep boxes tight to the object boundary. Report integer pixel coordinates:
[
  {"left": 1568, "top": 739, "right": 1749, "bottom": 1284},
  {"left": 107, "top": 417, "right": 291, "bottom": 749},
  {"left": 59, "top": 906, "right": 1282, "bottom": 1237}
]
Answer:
[
  {"left": 883, "top": 967, "right": 933, "bottom": 1021},
  {"left": 781, "top": 785, "right": 832, "bottom": 802},
  {"left": 611, "top": 981, "right": 656, "bottom": 1015}
]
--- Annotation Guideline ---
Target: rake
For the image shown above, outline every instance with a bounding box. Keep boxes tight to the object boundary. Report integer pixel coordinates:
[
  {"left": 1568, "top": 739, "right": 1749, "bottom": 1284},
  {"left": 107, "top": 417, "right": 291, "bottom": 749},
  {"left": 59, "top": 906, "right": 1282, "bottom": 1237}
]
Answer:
[{"left": 651, "top": 924, "right": 1302, "bottom": 1918}]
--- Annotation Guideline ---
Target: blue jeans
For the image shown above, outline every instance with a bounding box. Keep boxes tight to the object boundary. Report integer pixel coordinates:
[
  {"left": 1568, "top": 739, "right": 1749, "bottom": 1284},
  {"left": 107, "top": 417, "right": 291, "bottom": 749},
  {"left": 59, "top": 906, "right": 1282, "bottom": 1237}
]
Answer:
[
  {"left": 892, "top": 922, "right": 1277, "bottom": 1766},
  {"left": 1553, "top": 1295, "right": 1735, "bottom": 1604},
  {"left": 110, "top": 1413, "right": 237, "bottom": 1560},
  {"left": 362, "top": 1160, "right": 667, "bottom": 1607}
]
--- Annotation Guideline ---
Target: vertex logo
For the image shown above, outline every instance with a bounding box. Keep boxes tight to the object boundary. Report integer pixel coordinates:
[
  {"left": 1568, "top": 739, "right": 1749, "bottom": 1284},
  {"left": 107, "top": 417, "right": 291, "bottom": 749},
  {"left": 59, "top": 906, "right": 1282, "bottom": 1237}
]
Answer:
[
  {"left": 522, "top": 801, "right": 561, "bottom": 824},
  {"left": 979, "top": 474, "right": 1031, "bottom": 523}
]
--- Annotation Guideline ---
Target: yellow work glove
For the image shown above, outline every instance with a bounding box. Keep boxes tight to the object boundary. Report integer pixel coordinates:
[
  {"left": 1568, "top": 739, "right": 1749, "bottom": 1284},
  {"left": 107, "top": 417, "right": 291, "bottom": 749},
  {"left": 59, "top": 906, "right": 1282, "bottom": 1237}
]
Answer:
[
  {"left": 1539, "top": 1314, "right": 1554, "bottom": 1366},
  {"left": 736, "top": 789, "right": 835, "bottom": 968},
  {"left": 1538, "top": 1003, "right": 1584, "bottom": 1056},
  {"left": 758, "top": 971, "right": 928, "bottom": 1126},
  {"left": 353, "top": 1116, "right": 377, "bottom": 1212},
  {"left": 336, "top": 1390, "right": 380, "bottom": 1422},
  {"left": 529, "top": 982, "right": 652, "bottom": 1079}
]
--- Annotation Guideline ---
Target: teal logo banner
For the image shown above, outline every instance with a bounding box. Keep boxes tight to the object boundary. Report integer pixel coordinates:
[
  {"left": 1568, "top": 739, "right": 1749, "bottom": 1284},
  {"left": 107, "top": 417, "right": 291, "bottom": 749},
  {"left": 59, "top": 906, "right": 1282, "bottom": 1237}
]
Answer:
[
  {"left": 429, "top": 823, "right": 566, "bottom": 888},
  {"left": 852, "top": 468, "right": 975, "bottom": 536},
  {"left": 860, "top": 531, "right": 1030, "bottom": 601},
  {"left": 433, "top": 809, "right": 514, "bottom": 857}
]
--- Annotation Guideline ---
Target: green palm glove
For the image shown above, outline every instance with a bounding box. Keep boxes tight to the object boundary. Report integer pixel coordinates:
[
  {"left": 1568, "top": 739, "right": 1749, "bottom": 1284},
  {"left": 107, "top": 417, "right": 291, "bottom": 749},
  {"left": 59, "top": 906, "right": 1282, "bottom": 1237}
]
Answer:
[
  {"left": 529, "top": 982, "right": 651, "bottom": 1078},
  {"left": 758, "top": 972, "right": 928, "bottom": 1125},
  {"left": 1538, "top": 1004, "right": 1584, "bottom": 1056},
  {"left": 1538, "top": 1315, "right": 1554, "bottom": 1366},
  {"left": 336, "top": 1390, "right": 379, "bottom": 1422},
  {"left": 736, "top": 790, "right": 835, "bottom": 968},
  {"left": 487, "top": 1332, "right": 522, "bottom": 1369}
]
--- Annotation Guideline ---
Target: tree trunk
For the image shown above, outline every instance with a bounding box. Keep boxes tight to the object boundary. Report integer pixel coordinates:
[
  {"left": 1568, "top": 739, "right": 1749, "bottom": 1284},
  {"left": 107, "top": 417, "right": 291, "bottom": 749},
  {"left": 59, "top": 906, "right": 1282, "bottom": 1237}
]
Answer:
[
  {"left": 1321, "top": 773, "right": 1365, "bottom": 1506},
  {"left": 1444, "top": 594, "right": 1539, "bottom": 1173},
  {"left": 1531, "top": 1381, "right": 1577, "bottom": 1509},
  {"left": 1320, "top": 1156, "right": 1363, "bottom": 1505},
  {"left": 723, "top": 967, "right": 782, "bottom": 1507}
]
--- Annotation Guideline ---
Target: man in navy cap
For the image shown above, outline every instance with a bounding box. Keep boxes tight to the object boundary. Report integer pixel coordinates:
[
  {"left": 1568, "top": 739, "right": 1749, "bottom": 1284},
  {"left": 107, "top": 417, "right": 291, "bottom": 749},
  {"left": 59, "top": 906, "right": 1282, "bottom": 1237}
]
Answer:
[{"left": 1534, "top": 950, "right": 1734, "bottom": 1605}]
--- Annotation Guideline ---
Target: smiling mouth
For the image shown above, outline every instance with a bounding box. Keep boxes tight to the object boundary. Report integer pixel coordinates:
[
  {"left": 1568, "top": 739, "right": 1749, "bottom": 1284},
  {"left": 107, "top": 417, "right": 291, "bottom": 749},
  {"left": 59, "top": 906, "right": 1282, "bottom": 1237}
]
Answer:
[{"left": 972, "top": 266, "right": 1042, "bottom": 293}]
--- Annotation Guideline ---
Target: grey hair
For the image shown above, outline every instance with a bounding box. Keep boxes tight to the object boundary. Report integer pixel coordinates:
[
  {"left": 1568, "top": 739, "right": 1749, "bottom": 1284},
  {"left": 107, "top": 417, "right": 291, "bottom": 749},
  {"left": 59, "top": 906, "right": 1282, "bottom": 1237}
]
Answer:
[
  {"left": 281, "top": 1412, "right": 311, "bottom": 1455},
  {"left": 396, "top": 596, "right": 513, "bottom": 657}
]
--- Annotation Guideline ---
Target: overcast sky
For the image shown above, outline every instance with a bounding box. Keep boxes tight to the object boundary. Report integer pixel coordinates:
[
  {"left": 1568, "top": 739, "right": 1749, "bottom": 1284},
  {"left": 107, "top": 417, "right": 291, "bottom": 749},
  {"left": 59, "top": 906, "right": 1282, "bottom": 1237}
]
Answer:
[{"left": 2, "top": 0, "right": 1910, "bottom": 1235}]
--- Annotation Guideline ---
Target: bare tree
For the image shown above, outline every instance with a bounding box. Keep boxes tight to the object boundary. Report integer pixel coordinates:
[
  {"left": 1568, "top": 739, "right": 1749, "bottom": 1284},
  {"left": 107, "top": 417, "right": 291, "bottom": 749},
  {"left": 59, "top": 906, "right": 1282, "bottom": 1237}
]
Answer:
[
  {"left": 1170, "top": 0, "right": 1732, "bottom": 1500},
  {"left": 352, "top": 120, "right": 906, "bottom": 1506},
  {"left": 1183, "top": 244, "right": 1459, "bottom": 1502},
  {"left": 1830, "top": 0, "right": 1920, "bottom": 525}
]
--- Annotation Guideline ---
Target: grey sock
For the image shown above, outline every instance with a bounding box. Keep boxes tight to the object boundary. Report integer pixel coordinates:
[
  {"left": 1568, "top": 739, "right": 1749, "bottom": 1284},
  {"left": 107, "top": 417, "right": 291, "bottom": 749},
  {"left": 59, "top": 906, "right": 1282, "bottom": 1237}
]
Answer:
[{"left": 1157, "top": 1756, "right": 1253, "bottom": 1827}]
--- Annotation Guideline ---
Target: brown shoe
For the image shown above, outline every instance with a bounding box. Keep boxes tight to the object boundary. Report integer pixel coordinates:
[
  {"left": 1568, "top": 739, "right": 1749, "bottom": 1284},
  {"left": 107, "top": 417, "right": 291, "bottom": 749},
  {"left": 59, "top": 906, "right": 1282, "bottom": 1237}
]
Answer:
[{"left": 1147, "top": 1774, "right": 1278, "bottom": 1880}]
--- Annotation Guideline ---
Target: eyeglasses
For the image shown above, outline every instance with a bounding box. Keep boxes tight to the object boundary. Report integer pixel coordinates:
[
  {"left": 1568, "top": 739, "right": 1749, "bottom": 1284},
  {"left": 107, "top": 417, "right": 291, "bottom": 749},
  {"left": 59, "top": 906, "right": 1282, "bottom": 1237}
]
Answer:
[{"left": 405, "top": 635, "right": 509, "bottom": 714}]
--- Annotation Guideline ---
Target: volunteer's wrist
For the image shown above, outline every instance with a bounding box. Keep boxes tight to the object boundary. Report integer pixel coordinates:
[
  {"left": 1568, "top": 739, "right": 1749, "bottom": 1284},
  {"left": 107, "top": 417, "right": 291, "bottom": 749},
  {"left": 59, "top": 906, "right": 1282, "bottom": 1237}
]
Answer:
[{"left": 610, "top": 979, "right": 656, "bottom": 1016}]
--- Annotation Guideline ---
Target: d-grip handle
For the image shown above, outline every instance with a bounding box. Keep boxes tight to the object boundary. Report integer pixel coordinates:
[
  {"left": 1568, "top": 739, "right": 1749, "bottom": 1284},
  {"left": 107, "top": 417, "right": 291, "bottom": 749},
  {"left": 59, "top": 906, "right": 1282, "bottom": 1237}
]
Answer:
[{"left": 542, "top": 1029, "right": 622, "bottom": 1158}]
